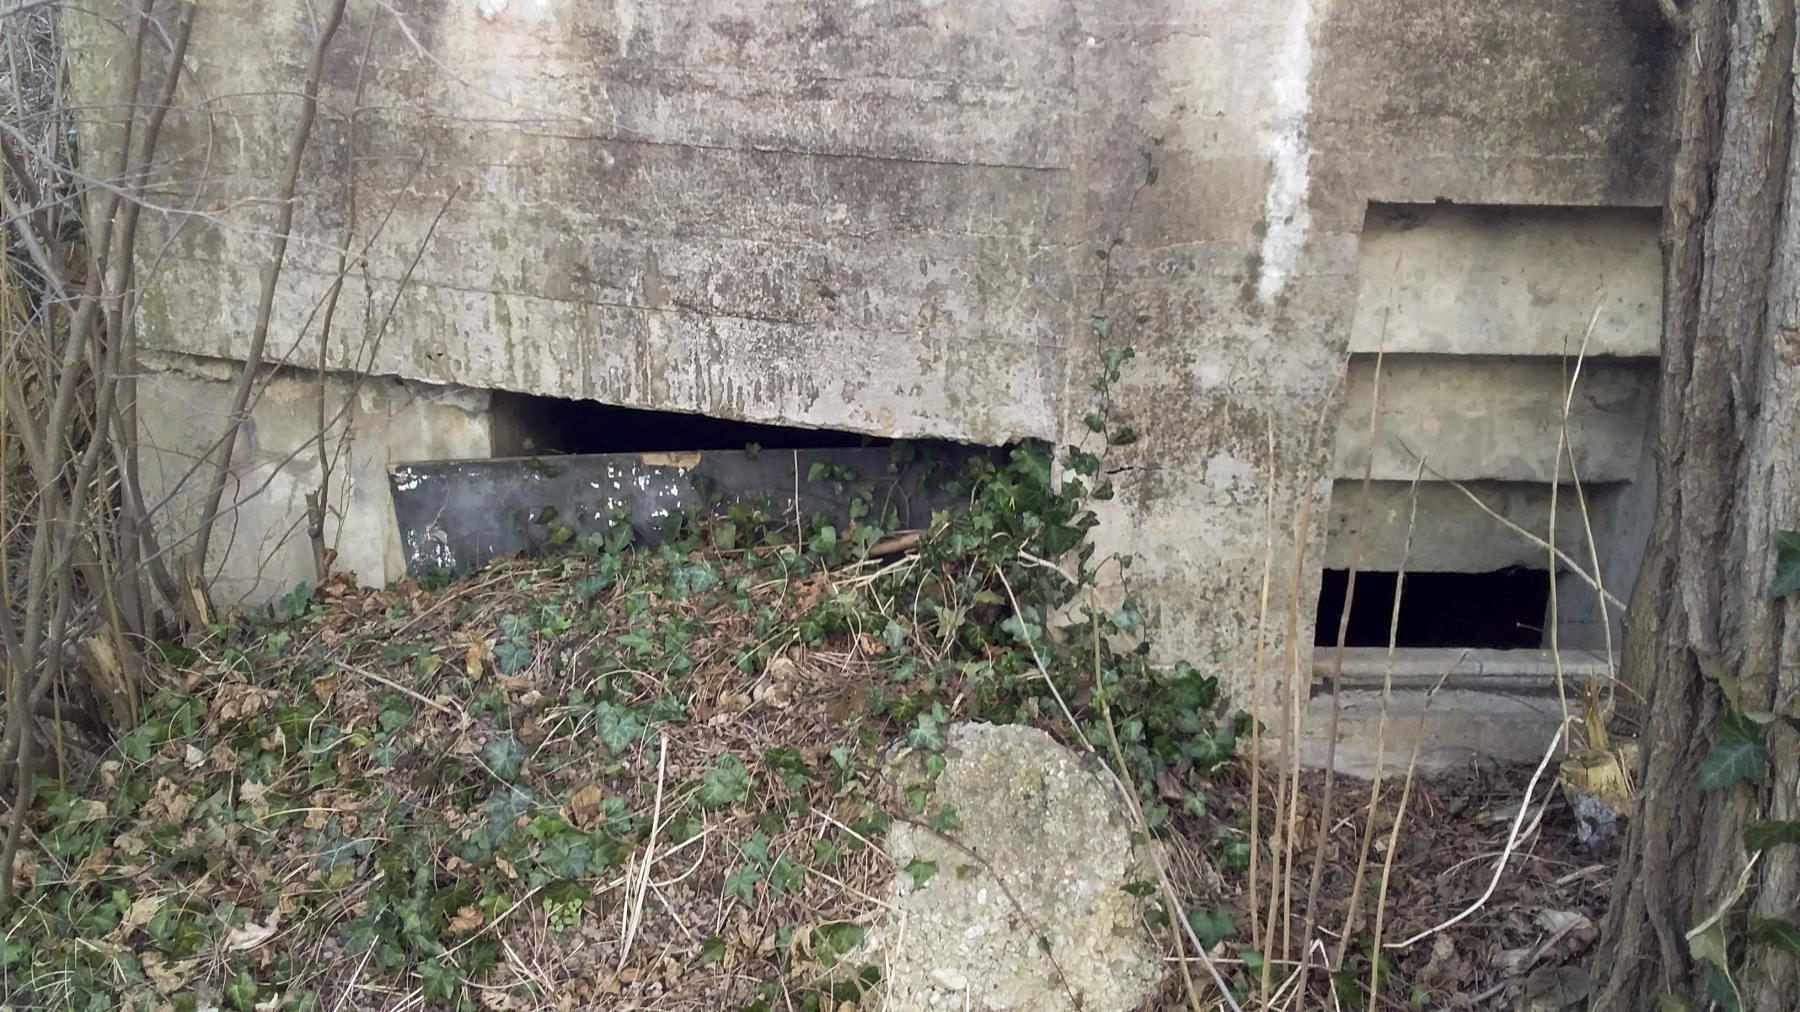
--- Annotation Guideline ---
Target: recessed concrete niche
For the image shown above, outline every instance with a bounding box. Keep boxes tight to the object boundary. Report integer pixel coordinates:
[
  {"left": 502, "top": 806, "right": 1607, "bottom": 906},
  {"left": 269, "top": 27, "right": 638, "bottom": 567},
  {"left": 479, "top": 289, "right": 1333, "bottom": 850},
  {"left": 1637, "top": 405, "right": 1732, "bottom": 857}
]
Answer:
[{"left": 1318, "top": 203, "right": 1660, "bottom": 687}]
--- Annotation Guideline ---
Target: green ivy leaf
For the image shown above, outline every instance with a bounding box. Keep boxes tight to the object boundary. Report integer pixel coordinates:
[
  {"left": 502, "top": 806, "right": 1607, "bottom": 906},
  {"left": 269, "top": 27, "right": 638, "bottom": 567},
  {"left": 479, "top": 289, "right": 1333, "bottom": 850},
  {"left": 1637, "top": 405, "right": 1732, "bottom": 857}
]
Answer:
[
  {"left": 1745, "top": 820, "right": 1800, "bottom": 853},
  {"left": 594, "top": 701, "right": 645, "bottom": 755},
  {"left": 1697, "top": 712, "right": 1768, "bottom": 791},
  {"left": 1000, "top": 610, "right": 1043, "bottom": 646},
  {"left": 1701, "top": 957, "right": 1743, "bottom": 1012},
  {"left": 420, "top": 958, "right": 459, "bottom": 1002},
  {"left": 1187, "top": 906, "right": 1235, "bottom": 950},
  {"left": 1747, "top": 916, "right": 1800, "bottom": 957},
  {"left": 723, "top": 865, "right": 760, "bottom": 903},
  {"left": 481, "top": 736, "right": 525, "bottom": 781},
  {"left": 1688, "top": 918, "right": 1730, "bottom": 969},
  {"left": 224, "top": 969, "right": 261, "bottom": 1011},
  {"left": 698, "top": 754, "right": 752, "bottom": 809},
  {"left": 904, "top": 859, "right": 938, "bottom": 888},
  {"left": 768, "top": 857, "right": 806, "bottom": 896},
  {"left": 812, "top": 922, "right": 865, "bottom": 967},
  {"left": 1769, "top": 529, "right": 1800, "bottom": 598},
  {"left": 493, "top": 638, "right": 533, "bottom": 675},
  {"left": 697, "top": 935, "right": 727, "bottom": 966}
]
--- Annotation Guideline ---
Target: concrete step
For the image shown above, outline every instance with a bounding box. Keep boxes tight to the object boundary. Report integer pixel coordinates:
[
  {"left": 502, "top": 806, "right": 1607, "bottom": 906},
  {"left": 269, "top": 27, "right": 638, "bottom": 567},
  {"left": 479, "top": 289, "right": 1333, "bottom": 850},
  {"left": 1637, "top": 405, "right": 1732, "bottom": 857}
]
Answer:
[
  {"left": 1332, "top": 354, "right": 1656, "bottom": 483},
  {"left": 1351, "top": 203, "right": 1660, "bottom": 358},
  {"left": 1324, "top": 479, "right": 1626, "bottom": 573}
]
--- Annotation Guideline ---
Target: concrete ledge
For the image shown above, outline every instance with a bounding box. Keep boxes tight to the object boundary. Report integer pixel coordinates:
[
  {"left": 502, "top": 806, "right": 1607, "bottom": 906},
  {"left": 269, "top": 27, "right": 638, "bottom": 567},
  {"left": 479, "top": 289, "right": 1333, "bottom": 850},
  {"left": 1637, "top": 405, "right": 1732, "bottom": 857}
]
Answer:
[
  {"left": 1296, "top": 685, "right": 1575, "bottom": 776},
  {"left": 1312, "top": 646, "right": 1613, "bottom": 693},
  {"left": 1332, "top": 355, "right": 1657, "bottom": 484}
]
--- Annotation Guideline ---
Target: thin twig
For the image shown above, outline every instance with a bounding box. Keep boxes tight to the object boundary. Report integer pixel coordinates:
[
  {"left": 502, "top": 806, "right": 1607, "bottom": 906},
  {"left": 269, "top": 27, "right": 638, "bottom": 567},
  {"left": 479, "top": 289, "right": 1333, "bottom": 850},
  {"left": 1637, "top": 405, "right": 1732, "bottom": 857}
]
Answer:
[{"left": 331, "top": 660, "right": 456, "bottom": 717}]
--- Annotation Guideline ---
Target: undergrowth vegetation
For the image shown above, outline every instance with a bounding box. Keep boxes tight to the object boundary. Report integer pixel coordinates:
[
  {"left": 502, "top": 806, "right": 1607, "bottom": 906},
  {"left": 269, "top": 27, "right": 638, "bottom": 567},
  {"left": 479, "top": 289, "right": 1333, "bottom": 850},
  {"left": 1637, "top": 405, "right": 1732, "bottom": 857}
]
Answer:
[{"left": 3, "top": 347, "right": 1253, "bottom": 1011}]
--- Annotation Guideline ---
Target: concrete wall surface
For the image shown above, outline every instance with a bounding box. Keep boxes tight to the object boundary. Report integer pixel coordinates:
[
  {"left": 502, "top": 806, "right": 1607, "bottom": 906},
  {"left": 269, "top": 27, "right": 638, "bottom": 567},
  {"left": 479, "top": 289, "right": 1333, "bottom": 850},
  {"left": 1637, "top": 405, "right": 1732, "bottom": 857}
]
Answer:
[
  {"left": 72, "top": 0, "right": 1670, "bottom": 713},
  {"left": 135, "top": 352, "right": 490, "bottom": 605}
]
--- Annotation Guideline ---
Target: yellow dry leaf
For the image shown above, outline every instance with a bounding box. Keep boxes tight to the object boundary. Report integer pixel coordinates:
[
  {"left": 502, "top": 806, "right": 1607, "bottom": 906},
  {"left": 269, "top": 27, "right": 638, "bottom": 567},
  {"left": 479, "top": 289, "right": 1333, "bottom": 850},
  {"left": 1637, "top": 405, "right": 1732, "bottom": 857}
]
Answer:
[
  {"left": 465, "top": 640, "right": 491, "bottom": 679},
  {"left": 75, "top": 847, "right": 114, "bottom": 881},
  {"left": 148, "top": 779, "right": 194, "bottom": 824},
  {"left": 447, "top": 904, "right": 484, "bottom": 935},
  {"left": 569, "top": 784, "right": 604, "bottom": 829},
  {"left": 118, "top": 892, "right": 165, "bottom": 931},
  {"left": 142, "top": 953, "right": 197, "bottom": 994},
  {"left": 303, "top": 802, "right": 331, "bottom": 830},
  {"left": 224, "top": 910, "right": 280, "bottom": 952},
  {"left": 240, "top": 781, "right": 272, "bottom": 821},
  {"left": 214, "top": 683, "right": 275, "bottom": 722}
]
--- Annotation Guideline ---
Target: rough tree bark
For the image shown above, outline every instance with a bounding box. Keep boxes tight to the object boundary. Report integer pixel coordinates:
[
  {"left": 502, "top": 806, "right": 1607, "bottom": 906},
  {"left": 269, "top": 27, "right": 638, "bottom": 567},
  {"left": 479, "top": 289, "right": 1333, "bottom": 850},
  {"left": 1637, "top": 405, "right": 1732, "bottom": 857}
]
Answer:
[{"left": 1594, "top": 1, "right": 1800, "bottom": 1009}]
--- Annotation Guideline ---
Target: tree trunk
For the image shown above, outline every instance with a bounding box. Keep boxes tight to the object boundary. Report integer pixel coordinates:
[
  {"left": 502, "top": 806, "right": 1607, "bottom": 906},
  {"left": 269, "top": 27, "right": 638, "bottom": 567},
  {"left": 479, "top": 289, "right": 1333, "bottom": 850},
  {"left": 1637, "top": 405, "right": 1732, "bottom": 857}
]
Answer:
[{"left": 1593, "top": 1, "right": 1800, "bottom": 1009}]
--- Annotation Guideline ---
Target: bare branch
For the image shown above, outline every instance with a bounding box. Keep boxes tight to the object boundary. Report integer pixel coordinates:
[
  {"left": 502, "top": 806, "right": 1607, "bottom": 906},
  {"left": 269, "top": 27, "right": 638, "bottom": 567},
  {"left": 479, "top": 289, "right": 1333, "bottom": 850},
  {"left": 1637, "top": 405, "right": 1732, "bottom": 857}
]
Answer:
[{"left": 187, "top": 0, "right": 349, "bottom": 617}]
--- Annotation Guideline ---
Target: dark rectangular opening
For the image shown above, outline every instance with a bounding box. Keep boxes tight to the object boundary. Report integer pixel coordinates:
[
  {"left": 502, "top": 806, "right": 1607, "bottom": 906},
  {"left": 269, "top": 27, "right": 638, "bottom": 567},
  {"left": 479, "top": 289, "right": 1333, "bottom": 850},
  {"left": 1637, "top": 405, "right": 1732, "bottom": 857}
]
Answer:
[
  {"left": 1314, "top": 568, "right": 1551, "bottom": 649},
  {"left": 490, "top": 390, "right": 889, "bottom": 457}
]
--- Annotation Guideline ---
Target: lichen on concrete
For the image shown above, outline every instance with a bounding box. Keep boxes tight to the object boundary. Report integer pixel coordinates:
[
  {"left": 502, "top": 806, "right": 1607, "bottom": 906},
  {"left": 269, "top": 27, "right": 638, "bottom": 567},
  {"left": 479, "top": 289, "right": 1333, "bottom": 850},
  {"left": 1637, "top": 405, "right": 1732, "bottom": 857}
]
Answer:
[{"left": 861, "top": 723, "right": 1162, "bottom": 1012}]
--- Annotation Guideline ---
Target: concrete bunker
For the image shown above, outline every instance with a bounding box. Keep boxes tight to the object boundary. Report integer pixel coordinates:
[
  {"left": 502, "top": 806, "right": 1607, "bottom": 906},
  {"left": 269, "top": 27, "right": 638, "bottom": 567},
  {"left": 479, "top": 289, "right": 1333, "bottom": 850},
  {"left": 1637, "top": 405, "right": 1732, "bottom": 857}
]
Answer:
[
  {"left": 1316, "top": 202, "right": 1661, "bottom": 690},
  {"left": 391, "top": 393, "right": 1004, "bottom": 580}
]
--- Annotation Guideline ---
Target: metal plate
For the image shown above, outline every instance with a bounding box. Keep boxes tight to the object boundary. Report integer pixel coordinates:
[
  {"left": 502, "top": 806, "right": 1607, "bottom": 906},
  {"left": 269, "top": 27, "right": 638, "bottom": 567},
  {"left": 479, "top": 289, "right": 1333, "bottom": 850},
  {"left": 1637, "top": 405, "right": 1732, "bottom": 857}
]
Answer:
[{"left": 389, "top": 444, "right": 992, "bottom": 578}]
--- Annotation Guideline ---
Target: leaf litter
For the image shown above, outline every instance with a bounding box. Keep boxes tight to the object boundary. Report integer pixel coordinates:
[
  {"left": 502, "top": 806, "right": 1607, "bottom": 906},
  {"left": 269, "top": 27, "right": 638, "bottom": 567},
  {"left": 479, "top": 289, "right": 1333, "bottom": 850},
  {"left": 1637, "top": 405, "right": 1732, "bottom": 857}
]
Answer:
[{"left": 5, "top": 448, "right": 1615, "bottom": 1012}]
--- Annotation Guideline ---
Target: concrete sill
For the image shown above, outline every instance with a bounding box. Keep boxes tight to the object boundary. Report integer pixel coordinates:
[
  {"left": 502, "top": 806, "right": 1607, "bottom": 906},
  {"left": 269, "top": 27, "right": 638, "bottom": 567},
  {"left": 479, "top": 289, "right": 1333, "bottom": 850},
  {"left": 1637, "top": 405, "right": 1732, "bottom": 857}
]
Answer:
[{"left": 1312, "top": 647, "right": 1613, "bottom": 694}]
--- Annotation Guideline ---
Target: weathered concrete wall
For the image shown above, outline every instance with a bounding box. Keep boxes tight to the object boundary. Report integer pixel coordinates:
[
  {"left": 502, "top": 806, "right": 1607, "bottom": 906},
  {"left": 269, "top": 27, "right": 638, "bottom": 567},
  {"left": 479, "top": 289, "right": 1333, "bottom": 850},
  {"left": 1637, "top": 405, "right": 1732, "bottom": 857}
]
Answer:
[
  {"left": 81, "top": 0, "right": 1669, "bottom": 713},
  {"left": 136, "top": 352, "right": 490, "bottom": 604}
]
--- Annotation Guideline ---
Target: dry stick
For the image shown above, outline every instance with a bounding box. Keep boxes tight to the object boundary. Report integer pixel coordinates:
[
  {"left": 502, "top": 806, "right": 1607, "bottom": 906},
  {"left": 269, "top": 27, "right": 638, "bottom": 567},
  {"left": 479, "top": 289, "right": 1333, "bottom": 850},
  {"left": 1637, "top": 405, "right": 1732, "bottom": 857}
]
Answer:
[
  {"left": 1261, "top": 495, "right": 1316, "bottom": 990},
  {"left": 1304, "top": 345, "right": 1386, "bottom": 975},
  {"left": 105, "top": 0, "right": 201, "bottom": 622},
  {"left": 308, "top": 15, "right": 381, "bottom": 583},
  {"left": 1333, "top": 457, "right": 1426, "bottom": 973},
  {"left": 306, "top": 24, "right": 441, "bottom": 586},
  {"left": 1247, "top": 419, "right": 1278, "bottom": 960},
  {"left": 1365, "top": 707, "right": 1427, "bottom": 1012},
  {"left": 1545, "top": 302, "right": 1606, "bottom": 735},
  {"left": 990, "top": 563, "right": 1093, "bottom": 753},
  {"left": 1404, "top": 457, "right": 1624, "bottom": 612},
  {"left": 1088, "top": 625, "right": 1237, "bottom": 1012},
  {"left": 618, "top": 731, "right": 669, "bottom": 971},
  {"left": 331, "top": 660, "right": 455, "bottom": 717},
  {"left": 188, "top": 0, "right": 350, "bottom": 593},
  {"left": 295, "top": 177, "right": 457, "bottom": 583},
  {"left": 1563, "top": 456, "right": 1620, "bottom": 709},
  {"left": 64, "top": 0, "right": 198, "bottom": 720},
  {"left": 154, "top": 161, "right": 446, "bottom": 601},
  {"left": 1384, "top": 721, "right": 1568, "bottom": 950}
]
